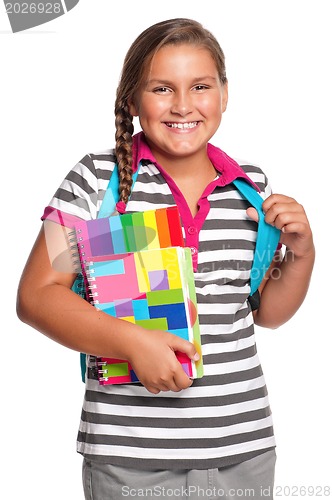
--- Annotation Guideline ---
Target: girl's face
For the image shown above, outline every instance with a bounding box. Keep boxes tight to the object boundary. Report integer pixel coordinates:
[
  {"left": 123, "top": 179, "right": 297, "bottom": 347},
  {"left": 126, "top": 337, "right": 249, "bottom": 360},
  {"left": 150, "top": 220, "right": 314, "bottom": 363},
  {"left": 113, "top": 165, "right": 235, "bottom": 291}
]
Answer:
[{"left": 129, "top": 43, "right": 228, "bottom": 167}]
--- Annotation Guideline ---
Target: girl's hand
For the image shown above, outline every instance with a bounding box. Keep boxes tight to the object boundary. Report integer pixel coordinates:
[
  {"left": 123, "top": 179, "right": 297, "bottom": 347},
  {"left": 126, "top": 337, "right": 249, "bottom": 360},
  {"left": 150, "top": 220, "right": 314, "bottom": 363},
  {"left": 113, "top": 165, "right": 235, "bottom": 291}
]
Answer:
[
  {"left": 126, "top": 328, "right": 200, "bottom": 394},
  {"left": 247, "top": 194, "right": 314, "bottom": 258}
]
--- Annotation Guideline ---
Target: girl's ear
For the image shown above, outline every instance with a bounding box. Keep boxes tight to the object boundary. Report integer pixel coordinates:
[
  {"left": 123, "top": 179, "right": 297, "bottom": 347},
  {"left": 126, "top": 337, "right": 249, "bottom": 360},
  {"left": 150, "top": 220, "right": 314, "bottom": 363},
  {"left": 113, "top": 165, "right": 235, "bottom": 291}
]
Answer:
[
  {"left": 221, "top": 82, "right": 228, "bottom": 113},
  {"left": 128, "top": 99, "right": 139, "bottom": 117}
]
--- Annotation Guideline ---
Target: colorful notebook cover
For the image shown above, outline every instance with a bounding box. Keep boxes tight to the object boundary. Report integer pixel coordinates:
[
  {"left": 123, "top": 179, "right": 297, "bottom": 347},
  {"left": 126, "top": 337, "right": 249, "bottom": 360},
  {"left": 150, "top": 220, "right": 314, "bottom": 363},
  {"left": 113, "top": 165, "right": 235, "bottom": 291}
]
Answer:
[
  {"left": 85, "top": 246, "right": 202, "bottom": 384},
  {"left": 73, "top": 206, "right": 202, "bottom": 385}
]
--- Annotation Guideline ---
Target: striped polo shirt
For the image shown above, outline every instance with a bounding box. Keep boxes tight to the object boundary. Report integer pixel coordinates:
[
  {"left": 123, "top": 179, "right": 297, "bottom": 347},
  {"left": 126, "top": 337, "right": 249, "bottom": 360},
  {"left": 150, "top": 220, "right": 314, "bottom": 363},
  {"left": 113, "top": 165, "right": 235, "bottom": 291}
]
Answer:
[{"left": 42, "top": 132, "right": 276, "bottom": 470}]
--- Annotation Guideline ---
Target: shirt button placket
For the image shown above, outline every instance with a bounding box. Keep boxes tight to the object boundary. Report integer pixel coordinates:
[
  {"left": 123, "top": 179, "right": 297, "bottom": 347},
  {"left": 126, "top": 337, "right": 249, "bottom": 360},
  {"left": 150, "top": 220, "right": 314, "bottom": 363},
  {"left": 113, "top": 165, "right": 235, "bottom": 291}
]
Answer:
[
  {"left": 187, "top": 225, "right": 197, "bottom": 235},
  {"left": 186, "top": 225, "right": 198, "bottom": 271}
]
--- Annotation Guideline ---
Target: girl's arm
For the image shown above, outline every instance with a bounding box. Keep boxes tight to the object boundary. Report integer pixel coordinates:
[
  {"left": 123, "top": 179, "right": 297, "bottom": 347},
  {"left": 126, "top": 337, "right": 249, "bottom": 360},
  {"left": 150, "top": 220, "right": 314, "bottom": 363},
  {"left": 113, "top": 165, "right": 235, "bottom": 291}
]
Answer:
[
  {"left": 16, "top": 221, "right": 199, "bottom": 394},
  {"left": 248, "top": 194, "right": 315, "bottom": 329}
]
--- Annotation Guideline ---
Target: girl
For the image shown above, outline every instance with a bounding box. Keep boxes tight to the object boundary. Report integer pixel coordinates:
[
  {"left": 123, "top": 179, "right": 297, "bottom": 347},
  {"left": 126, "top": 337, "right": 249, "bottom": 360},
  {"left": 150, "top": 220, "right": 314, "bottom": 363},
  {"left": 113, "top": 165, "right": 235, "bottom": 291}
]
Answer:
[{"left": 17, "top": 18, "right": 314, "bottom": 500}]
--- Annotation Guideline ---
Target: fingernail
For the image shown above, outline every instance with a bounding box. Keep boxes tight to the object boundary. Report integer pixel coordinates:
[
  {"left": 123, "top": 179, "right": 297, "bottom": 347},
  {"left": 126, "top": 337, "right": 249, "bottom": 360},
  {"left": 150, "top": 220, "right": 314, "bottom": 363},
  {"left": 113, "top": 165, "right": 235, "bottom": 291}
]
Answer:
[{"left": 193, "top": 353, "right": 200, "bottom": 361}]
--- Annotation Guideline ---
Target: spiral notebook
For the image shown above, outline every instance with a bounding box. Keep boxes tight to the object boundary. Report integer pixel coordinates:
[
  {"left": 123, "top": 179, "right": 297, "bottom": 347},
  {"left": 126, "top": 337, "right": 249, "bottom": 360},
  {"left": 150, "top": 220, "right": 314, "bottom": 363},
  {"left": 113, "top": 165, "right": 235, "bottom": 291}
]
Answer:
[
  {"left": 85, "top": 246, "right": 202, "bottom": 384},
  {"left": 73, "top": 207, "right": 203, "bottom": 385}
]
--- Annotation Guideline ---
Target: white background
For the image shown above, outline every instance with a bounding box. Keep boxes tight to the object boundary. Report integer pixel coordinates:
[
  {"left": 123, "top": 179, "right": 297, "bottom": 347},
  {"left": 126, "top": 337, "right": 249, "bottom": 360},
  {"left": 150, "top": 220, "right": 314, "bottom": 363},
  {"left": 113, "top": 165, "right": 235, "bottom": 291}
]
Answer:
[{"left": 1, "top": 1, "right": 331, "bottom": 498}]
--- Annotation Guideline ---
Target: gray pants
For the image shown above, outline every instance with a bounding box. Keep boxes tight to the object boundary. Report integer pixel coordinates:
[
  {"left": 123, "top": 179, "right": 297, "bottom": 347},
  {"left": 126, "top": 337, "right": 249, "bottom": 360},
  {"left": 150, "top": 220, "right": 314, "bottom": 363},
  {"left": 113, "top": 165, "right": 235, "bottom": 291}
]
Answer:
[{"left": 82, "top": 450, "right": 276, "bottom": 500}]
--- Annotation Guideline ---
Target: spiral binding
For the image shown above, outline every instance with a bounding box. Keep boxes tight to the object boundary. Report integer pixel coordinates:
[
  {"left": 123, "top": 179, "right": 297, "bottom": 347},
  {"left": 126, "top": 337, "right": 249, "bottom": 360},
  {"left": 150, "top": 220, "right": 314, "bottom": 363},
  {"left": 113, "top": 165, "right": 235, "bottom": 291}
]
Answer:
[
  {"left": 96, "top": 359, "right": 110, "bottom": 382},
  {"left": 83, "top": 266, "right": 100, "bottom": 305},
  {"left": 68, "top": 229, "right": 85, "bottom": 273}
]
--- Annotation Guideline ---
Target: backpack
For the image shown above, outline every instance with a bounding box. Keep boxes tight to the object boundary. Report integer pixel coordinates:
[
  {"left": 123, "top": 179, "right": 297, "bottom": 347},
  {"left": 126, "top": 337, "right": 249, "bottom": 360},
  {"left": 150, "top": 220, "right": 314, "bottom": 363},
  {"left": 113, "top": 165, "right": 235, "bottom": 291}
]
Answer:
[{"left": 74, "top": 164, "right": 281, "bottom": 382}]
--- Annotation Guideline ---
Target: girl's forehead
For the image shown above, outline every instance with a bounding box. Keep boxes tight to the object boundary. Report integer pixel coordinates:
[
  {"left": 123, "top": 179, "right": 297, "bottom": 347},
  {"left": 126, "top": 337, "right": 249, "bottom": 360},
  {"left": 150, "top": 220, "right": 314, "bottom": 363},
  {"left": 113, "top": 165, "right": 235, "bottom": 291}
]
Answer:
[
  {"left": 153, "top": 42, "right": 213, "bottom": 59},
  {"left": 147, "top": 44, "right": 217, "bottom": 73}
]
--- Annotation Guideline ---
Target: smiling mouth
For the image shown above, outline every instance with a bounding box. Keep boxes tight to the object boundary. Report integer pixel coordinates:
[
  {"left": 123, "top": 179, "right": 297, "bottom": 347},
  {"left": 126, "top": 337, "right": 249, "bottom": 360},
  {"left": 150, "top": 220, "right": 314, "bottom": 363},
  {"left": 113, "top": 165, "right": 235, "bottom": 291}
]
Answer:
[{"left": 165, "top": 121, "right": 198, "bottom": 129}]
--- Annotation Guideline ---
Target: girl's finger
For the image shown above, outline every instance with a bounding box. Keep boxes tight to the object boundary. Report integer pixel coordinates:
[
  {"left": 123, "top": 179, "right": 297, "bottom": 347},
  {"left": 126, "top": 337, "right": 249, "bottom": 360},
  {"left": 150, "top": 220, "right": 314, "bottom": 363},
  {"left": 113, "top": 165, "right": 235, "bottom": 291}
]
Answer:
[
  {"left": 264, "top": 204, "right": 306, "bottom": 227},
  {"left": 270, "top": 212, "right": 308, "bottom": 231},
  {"left": 262, "top": 194, "right": 296, "bottom": 212}
]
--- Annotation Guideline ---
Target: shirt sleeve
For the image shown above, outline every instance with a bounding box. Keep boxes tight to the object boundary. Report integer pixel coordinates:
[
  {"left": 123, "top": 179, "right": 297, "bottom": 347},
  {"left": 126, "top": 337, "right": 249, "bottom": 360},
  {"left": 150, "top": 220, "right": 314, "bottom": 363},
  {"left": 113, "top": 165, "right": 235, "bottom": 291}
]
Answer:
[
  {"left": 41, "top": 151, "right": 117, "bottom": 228},
  {"left": 236, "top": 161, "right": 272, "bottom": 198}
]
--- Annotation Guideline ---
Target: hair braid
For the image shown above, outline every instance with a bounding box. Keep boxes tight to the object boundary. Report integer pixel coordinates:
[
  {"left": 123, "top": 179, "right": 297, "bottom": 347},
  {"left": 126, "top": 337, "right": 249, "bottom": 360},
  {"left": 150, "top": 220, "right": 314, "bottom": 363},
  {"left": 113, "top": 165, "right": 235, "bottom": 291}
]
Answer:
[{"left": 114, "top": 99, "right": 134, "bottom": 205}]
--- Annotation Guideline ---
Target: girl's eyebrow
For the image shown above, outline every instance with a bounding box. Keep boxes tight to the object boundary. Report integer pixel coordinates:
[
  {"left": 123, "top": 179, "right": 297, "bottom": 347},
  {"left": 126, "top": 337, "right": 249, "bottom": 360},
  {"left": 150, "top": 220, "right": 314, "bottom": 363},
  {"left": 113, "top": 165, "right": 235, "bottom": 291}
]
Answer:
[{"left": 146, "top": 76, "right": 218, "bottom": 86}]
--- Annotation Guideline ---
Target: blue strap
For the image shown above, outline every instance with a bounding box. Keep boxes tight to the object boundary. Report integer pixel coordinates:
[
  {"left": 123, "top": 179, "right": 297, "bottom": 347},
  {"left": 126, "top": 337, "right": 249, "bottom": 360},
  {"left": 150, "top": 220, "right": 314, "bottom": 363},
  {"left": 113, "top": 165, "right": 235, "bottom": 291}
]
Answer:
[
  {"left": 98, "top": 166, "right": 140, "bottom": 218},
  {"left": 233, "top": 178, "right": 281, "bottom": 295},
  {"left": 80, "top": 352, "right": 87, "bottom": 383}
]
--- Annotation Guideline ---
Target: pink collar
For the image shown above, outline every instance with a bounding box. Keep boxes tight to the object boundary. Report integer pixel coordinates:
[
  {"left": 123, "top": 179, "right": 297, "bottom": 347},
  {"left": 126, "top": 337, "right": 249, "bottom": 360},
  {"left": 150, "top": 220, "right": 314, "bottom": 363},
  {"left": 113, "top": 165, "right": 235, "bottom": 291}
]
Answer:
[{"left": 131, "top": 131, "right": 260, "bottom": 192}]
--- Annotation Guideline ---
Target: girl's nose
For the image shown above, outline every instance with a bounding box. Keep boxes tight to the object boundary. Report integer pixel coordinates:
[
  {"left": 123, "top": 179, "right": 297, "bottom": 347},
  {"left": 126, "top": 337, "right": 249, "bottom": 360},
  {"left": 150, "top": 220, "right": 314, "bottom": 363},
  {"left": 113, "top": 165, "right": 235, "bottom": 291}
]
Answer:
[{"left": 170, "top": 91, "right": 193, "bottom": 116}]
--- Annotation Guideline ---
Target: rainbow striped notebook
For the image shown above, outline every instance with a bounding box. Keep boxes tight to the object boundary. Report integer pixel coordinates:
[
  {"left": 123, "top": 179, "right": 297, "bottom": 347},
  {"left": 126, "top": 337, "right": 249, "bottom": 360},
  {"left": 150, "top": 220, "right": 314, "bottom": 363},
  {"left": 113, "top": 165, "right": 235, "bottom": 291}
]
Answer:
[{"left": 74, "top": 207, "right": 203, "bottom": 385}]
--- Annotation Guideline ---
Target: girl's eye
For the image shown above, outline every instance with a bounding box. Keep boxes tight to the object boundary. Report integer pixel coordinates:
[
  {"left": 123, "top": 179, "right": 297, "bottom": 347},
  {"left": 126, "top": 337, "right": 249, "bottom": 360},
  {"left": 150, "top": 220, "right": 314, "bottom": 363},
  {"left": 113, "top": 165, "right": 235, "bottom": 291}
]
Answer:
[
  {"left": 193, "top": 84, "right": 209, "bottom": 91},
  {"left": 154, "top": 87, "right": 171, "bottom": 94}
]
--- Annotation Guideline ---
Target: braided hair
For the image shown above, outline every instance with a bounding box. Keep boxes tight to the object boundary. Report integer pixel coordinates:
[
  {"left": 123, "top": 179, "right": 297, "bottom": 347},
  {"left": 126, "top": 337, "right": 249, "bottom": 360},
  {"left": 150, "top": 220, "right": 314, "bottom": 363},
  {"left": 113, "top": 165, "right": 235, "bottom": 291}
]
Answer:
[{"left": 114, "top": 18, "right": 228, "bottom": 209}]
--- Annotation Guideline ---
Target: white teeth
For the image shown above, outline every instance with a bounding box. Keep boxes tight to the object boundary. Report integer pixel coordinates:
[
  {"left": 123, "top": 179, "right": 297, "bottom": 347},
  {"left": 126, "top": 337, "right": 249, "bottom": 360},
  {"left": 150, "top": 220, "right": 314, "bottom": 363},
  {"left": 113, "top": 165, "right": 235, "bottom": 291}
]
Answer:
[{"left": 166, "top": 122, "right": 198, "bottom": 129}]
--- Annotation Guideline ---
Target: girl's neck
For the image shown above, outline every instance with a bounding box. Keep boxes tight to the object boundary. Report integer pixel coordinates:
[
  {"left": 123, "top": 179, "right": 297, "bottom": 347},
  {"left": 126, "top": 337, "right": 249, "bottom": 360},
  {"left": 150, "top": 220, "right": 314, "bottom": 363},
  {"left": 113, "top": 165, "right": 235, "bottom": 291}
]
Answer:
[
  {"left": 152, "top": 149, "right": 215, "bottom": 182},
  {"left": 152, "top": 150, "right": 217, "bottom": 218}
]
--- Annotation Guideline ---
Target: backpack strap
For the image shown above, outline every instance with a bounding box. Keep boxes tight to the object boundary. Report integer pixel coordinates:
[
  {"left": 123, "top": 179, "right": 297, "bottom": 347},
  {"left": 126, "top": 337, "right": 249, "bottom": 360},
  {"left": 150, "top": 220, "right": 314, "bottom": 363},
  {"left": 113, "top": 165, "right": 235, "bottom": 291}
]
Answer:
[
  {"left": 98, "top": 165, "right": 140, "bottom": 218},
  {"left": 233, "top": 178, "right": 281, "bottom": 295}
]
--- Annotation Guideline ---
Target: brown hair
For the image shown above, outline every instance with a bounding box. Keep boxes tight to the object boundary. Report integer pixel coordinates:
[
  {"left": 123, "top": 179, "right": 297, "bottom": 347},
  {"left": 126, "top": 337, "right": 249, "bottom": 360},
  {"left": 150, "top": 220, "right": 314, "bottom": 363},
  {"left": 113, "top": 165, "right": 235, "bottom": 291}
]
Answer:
[{"left": 114, "top": 18, "right": 227, "bottom": 206}]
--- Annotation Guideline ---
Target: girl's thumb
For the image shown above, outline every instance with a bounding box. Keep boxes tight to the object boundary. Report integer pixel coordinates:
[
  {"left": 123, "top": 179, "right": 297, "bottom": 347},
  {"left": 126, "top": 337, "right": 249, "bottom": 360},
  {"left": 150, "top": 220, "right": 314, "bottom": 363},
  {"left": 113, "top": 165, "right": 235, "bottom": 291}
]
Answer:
[
  {"left": 246, "top": 207, "right": 259, "bottom": 223},
  {"left": 173, "top": 337, "right": 200, "bottom": 361}
]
